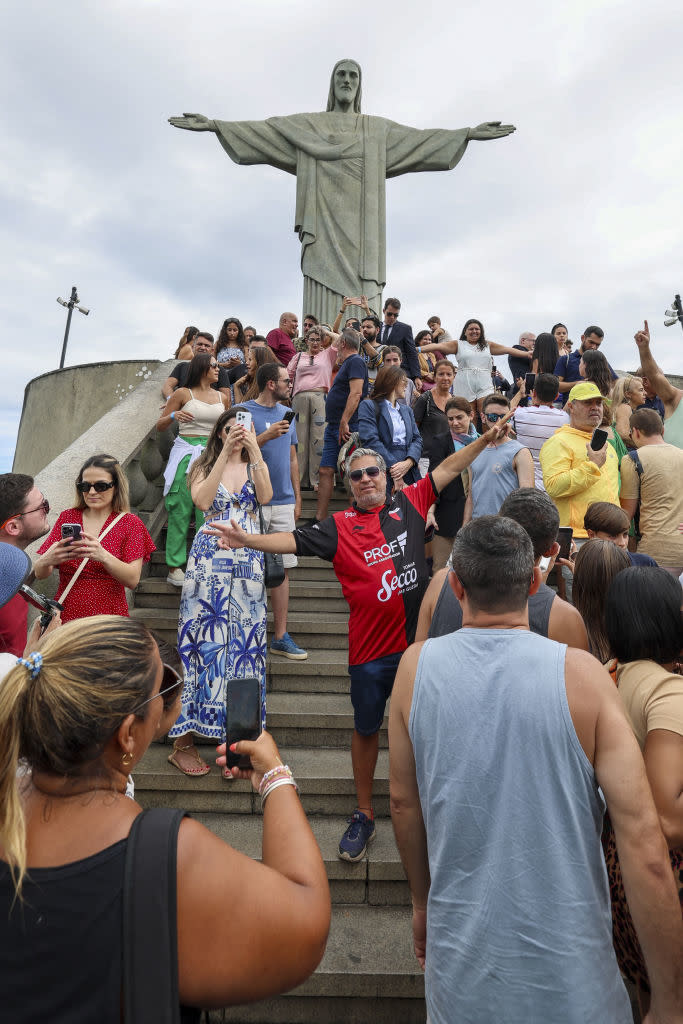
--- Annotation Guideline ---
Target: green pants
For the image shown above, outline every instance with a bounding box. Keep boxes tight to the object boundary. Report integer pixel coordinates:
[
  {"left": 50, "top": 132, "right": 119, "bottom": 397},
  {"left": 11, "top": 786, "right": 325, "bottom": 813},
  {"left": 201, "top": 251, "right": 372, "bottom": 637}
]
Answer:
[{"left": 165, "top": 439, "right": 205, "bottom": 569}]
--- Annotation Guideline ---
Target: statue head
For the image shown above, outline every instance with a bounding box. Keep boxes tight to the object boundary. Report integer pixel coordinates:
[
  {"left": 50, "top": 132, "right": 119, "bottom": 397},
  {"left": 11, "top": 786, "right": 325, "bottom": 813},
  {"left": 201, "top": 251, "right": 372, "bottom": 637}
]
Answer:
[{"left": 327, "top": 59, "right": 362, "bottom": 113}]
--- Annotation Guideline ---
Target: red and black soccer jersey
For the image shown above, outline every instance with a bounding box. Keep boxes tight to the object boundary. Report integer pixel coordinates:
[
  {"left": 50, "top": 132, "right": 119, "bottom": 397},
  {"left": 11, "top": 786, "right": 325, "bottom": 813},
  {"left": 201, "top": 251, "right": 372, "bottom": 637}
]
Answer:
[{"left": 294, "top": 476, "right": 436, "bottom": 666}]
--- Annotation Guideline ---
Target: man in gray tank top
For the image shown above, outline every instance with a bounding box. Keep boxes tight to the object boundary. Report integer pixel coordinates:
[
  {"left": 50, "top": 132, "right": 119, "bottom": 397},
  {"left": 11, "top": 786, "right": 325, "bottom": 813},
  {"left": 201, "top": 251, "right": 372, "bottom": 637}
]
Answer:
[
  {"left": 416, "top": 487, "right": 588, "bottom": 649},
  {"left": 390, "top": 516, "right": 683, "bottom": 1023}
]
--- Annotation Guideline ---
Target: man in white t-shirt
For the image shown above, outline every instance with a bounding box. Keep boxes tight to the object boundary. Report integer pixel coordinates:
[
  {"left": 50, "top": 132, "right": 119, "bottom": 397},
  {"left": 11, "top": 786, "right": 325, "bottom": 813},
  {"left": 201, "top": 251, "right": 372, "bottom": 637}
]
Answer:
[{"left": 512, "top": 373, "right": 568, "bottom": 491}]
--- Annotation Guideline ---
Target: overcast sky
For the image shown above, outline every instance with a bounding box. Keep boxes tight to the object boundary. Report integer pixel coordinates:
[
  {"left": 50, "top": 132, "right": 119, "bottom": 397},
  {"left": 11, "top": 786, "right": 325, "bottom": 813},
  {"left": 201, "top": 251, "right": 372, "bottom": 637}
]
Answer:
[{"left": 3, "top": 0, "right": 682, "bottom": 471}]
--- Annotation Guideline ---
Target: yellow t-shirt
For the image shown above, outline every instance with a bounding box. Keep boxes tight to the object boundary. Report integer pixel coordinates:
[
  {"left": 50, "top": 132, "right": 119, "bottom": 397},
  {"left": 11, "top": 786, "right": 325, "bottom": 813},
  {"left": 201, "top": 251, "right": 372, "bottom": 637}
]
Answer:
[
  {"left": 616, "top": 660, "right": 683, "bottom": 749},
  {"left": 620, "top": 443, "right": 683, "bottom": 570}
]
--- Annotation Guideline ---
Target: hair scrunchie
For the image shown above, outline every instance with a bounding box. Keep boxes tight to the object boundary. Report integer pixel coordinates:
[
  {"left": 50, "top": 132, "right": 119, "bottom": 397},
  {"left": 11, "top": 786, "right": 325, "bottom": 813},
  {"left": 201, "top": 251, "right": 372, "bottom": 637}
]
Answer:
[{"left": 16, "top": 652, "right": 43, "bottom": 679}]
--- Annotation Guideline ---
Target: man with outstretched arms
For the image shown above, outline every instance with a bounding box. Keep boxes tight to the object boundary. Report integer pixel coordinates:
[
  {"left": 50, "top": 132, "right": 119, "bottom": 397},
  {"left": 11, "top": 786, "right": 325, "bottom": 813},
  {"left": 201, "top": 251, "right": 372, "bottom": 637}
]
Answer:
[{"left": 205, "top": 421, "right": 507, "bottom": 863}]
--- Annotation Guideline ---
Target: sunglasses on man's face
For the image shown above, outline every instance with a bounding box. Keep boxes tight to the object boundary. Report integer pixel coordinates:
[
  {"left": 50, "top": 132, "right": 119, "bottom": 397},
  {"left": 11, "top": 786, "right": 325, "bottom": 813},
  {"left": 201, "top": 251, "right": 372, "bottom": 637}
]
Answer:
[
  {"left": 349, "top": 466, "right": 382, "bottom": 482},
  {"left": 133, "top": 663, "right": 183, "bottom": 715},
  {"left": 484, "top": 412, "right": 507, "bottom": 423},
  {"left": 76, "top": 480, "right": 116, "bottom": 494}
]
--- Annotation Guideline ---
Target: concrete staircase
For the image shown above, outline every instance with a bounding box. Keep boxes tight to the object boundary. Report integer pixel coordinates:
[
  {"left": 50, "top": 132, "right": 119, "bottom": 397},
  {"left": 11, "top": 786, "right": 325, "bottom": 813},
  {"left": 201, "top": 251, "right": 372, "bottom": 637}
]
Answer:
[{"left": 131, "top": 492, "right": 426, "bottom": 1023}]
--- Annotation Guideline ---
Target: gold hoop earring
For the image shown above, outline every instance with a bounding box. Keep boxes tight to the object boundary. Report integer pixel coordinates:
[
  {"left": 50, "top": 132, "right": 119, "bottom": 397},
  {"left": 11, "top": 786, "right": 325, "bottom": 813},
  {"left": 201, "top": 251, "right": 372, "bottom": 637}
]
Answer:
[{"left": 122, "top": 751, "right": 134, "bottom": 767}]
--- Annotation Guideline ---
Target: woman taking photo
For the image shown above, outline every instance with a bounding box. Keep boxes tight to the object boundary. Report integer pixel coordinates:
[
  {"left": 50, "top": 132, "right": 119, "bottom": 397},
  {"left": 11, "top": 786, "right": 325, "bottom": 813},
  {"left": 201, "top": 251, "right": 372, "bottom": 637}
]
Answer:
[
  {"left": 602, "top": 567, "right": 683, "bottom": 1012},
  {"left": 168, "top": 407, "right": 272, "bottom": 777},
  {"left": 412, "top": 359, "right": 456, "bottom": 471},
  {"left": 288, "top": 325, "right": 338, "bottom": 492},
  {"left": 233, "top": 346, "right": 278, "bottom": 405},
  {"left": 419, "top": 319, "right": 531, "bottom": 424},
  {"left": 0, "top": 615, "right": 330, "bottom": 1019},
  {"left": 157, "top": 353, "right": 230, "bottom": 586},
  {"left": 215, "top": 317, "right": 248, "bottom": 370},
  {"left": 358, "top": 366, "right": 422, "bottom": 495},
  {"left": 36, "top": 455, "right": 154, "bottom": 622}
]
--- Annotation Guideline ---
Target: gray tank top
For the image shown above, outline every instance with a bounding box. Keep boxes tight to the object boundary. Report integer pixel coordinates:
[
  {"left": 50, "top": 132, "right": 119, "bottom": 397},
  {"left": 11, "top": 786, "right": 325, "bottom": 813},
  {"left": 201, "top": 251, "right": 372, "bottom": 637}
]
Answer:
[
  {"left": 409, "top": 629, "right": 631, "bottom": 1023},
  {"left": 428, "top": 574, "right": 555, "bottom": 639}
]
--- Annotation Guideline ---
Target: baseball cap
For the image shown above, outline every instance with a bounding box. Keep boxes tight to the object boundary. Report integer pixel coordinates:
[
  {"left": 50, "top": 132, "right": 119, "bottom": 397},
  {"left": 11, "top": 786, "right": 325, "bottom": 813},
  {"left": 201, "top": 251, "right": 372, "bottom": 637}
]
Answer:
[
  {"left": 0, "top": 542, "right": 31, "bottom": 609},
  {"left": 567, "top": 382, "right": 609, "bottom": 403}
]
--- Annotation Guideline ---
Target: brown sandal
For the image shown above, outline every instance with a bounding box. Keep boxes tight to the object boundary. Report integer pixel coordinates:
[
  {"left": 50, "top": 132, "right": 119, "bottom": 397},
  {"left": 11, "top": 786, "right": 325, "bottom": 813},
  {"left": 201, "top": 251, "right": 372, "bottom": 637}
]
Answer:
[{"left": 168, "top": 743, "right": 210, "bottom": 777}]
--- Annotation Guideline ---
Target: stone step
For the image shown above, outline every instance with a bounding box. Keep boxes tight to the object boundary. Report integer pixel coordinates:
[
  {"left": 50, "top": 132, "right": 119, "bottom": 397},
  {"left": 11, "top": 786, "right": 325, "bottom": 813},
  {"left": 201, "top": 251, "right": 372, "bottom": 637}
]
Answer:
[
  {"left": 191, "top": 812, "right": 408, "bottom": 907},
  {"left": 132, "top": 608, "right": 350, "bottom": 649},
  {"left": 267, "top": 692, "right": 387, "bottom": 749},
  {"left": 134, "top": 577, "right": 347, "bottom": 613},
  {"left": 209, "top": 906, "right": 424, "bottom": 1023},
  {"left": 269, "top": 649, "right": 349, "bottom": 693},
  {"left": 134, "top": 743, "right": 390, "bottom": 817}
]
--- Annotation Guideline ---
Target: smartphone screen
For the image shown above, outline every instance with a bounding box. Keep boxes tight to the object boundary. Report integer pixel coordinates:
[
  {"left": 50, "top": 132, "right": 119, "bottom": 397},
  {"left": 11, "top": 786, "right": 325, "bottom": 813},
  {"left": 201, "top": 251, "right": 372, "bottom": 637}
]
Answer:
[
  {"left": 225, "top": 677, "right": 261, "bottom": 769},
  {"left": 557, "top": 527, "right": 573, "bottom": 561},
  {"left": 590, "top": 428, "right": 609, "bottom": 451}
]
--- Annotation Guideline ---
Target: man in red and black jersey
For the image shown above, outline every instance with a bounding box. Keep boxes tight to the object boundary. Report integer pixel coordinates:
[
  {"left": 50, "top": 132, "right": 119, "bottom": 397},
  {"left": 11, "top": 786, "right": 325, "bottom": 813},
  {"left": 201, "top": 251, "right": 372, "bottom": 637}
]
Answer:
[{"left": 206, "top": 425, "right": 506, "bottom": 860}]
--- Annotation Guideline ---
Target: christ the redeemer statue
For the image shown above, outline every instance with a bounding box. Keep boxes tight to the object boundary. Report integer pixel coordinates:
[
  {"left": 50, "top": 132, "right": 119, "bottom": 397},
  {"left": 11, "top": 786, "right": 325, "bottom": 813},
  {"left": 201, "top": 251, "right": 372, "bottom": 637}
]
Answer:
[{"left": 170, "top": 59, "right": 515, "bottom": 325}]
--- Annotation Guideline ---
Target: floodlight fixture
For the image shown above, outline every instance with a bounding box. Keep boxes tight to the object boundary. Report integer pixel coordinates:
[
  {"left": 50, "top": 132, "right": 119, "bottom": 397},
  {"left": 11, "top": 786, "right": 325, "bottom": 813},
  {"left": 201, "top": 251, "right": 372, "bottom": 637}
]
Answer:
[
  {"left": 56, "top": 285, "right": 91, "bottom": 368},
  {"left": 663, "top": 294, "right": 683, "bottom": 332}
]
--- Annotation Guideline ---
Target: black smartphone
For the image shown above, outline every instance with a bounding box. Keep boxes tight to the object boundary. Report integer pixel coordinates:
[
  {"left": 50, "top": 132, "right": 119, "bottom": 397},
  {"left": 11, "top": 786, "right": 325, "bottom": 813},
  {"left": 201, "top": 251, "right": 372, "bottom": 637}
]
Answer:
[
  {"left": 283, "top": 410, "right": 295, "bottom": 425},
  {"left": 557, "top": 527, "right": 573, "bottom": 561},
  {"left": 61, "top": 523, "right": 82, "bottom": 542},
  {"left": 524, "top": 372, "right": 536, "bottom": 394},
  {"left": 590, "top": 427, "right": 609, "bottom": 451},
  {"left": 225, "top": 677, "right": 261, "bottom": 769}
]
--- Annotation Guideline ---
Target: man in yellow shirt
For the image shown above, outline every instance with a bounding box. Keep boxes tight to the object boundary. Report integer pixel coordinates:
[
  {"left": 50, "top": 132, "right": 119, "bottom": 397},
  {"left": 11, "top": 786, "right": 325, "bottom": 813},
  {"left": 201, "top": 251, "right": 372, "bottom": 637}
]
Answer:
[{"left": 539, "top": 382, "right": 619, "bottom": 599}]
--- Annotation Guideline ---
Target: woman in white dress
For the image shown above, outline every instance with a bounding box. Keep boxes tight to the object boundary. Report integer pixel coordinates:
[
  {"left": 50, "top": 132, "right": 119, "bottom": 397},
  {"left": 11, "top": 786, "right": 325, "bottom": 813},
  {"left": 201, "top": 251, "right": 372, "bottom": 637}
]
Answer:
[{"left": 419, "top": 318, "right": 532, "bottom": 423}]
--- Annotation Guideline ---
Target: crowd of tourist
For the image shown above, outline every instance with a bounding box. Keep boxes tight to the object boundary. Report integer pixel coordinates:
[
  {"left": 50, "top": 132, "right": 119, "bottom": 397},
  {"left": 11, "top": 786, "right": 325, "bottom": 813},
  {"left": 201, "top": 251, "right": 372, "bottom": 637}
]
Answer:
[{"left": 0, "top": 299, "right": 682, "bottom": 1020}]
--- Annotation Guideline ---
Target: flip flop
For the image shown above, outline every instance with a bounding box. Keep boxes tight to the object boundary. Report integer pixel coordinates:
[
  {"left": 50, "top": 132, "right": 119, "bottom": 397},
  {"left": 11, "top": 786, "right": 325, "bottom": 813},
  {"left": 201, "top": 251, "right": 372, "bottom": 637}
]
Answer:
[
  {"left": 222, "top": 766, "right": 236, "bottom": 781},
  {"left": 168, "top": 746, "right": 210, "bottom": 777}
]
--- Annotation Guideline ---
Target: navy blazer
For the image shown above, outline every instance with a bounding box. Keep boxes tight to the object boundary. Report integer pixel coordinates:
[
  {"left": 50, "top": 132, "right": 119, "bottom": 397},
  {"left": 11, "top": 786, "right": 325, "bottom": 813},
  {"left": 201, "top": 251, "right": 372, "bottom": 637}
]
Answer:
[
  {"left": 380, "top": 320, "right": 420, "bottom": 380},
  {"left": 358, "top": 398, "right": 423, "bottom": 484}
]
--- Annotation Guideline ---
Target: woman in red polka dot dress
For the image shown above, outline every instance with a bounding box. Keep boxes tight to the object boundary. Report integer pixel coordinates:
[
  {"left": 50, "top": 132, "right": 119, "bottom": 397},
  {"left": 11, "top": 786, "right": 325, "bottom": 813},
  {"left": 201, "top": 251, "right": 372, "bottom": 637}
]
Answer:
[{"left": 36, "top": 454, "right": 155, "bottom": 622}]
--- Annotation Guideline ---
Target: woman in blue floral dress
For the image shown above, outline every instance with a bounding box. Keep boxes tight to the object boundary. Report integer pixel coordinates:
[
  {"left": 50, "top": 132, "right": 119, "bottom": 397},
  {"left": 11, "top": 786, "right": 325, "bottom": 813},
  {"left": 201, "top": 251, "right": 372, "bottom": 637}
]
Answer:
[{"left": 168, "top": 407, "right": 273, "bottom": 777}]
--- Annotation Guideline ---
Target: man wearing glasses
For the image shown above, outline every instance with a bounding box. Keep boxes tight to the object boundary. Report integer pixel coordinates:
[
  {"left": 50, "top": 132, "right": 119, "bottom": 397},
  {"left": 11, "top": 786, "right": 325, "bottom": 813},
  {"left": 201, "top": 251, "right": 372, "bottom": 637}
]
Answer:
[
  {"left": 463, "top": 394, "right": 534, "bottom": 523},
  {"left": 0, "top": 474, "right": 55, "bottom": 654},
  {"left": 205, "top": 422, "right": 506, "bottom": 862}
]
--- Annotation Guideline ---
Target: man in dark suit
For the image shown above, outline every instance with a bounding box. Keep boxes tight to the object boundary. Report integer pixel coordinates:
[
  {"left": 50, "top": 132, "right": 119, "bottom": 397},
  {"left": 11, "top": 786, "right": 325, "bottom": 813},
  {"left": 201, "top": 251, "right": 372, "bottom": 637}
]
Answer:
[{"left": 379, "top": 297, "right": 421, "bottom": 391}]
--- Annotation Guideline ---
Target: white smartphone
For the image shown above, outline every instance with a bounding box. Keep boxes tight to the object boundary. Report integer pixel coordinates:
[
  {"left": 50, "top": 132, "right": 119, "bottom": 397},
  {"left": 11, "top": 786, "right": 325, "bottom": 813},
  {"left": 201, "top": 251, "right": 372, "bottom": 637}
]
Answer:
[{"left": 234, "top": 410, "right": 252, "bottom": 430}]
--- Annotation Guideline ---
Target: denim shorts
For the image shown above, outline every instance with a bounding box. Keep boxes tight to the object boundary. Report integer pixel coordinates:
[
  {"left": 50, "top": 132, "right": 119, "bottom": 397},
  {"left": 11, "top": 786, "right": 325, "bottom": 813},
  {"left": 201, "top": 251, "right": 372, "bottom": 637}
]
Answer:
[
  {"left": 349, "top": 651, "right": 403, "bottom": 736},
  {"left": 320, "top": 423, "right": 342, "bottom": 469}
]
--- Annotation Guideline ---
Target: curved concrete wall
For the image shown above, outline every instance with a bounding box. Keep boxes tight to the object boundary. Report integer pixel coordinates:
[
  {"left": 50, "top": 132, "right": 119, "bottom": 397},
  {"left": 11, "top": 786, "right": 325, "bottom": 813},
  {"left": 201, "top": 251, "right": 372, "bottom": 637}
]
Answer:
[{"left": 13, "top": 359, "right": 165, "bottom": 476}]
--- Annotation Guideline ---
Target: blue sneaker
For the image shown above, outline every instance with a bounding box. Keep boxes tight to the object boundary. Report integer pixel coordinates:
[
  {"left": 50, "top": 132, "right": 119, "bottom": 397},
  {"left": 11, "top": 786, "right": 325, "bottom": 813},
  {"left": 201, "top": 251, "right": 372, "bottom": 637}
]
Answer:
[
  {"left": 338, "top": 810, "right": 376, "bottom": 862},
  {"left": 270, "top": 631, "right": 308, "bottom": 660}
]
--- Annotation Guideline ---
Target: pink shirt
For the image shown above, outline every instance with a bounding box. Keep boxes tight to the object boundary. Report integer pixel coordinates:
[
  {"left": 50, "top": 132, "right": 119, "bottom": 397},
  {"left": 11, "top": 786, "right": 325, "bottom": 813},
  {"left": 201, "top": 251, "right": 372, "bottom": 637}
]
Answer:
[
  {"left": 266, "top": 328, "right": 296, "bottom": 365},
  {"left": 288, "top": 347, "right": 338, "bottom": 396}
]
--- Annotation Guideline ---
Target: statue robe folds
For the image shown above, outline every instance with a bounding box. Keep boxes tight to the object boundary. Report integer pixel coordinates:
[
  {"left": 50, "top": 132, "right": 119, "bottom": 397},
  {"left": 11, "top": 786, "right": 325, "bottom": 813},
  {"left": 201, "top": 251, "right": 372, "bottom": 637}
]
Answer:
[{"left": 213, "top": 112, "right": 469, "bottom": 324}]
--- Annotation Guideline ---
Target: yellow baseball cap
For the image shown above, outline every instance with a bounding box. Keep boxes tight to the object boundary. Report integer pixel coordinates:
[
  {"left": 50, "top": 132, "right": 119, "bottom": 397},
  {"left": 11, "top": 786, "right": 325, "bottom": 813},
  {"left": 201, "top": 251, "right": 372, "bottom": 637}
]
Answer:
[{"left": 567, "top": 381, "right": 609, "bottom": 403}]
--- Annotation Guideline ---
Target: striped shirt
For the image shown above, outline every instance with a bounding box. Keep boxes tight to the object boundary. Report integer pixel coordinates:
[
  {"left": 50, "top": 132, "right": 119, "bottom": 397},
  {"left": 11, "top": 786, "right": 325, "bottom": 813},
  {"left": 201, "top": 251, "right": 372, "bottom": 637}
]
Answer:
[{"left": 513, "top": 405, "right": 569, "bottom": 490}]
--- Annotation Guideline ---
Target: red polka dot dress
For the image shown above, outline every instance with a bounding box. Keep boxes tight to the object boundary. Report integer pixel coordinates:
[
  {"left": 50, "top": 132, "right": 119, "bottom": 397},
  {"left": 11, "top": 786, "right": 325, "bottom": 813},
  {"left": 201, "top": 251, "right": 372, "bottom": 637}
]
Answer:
[{"left": 38, "top": 509, "right": 155, "bottom": 622}]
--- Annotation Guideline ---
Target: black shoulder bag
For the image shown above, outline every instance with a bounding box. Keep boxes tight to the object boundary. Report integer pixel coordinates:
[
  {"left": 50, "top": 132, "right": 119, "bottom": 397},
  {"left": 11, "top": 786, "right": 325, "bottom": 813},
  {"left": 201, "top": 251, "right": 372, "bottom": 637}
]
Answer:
[{"left": 247, "top": 463, "right": 286, "bottom": 589}]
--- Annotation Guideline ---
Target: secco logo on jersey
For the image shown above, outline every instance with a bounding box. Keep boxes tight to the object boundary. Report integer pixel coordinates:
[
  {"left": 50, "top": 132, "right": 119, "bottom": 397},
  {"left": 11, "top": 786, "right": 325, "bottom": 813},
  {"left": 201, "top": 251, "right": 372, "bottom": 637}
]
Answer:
[{"left": 377, "top": 566, "right": 418, "bottom": 602}]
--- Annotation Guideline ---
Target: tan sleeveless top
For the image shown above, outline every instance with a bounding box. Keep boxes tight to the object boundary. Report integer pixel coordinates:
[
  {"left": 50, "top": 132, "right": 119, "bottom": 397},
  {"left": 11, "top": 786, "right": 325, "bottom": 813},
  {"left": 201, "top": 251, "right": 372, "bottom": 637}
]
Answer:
[{"left": 180, "top": 389, "right": 224, "bottom": 437}]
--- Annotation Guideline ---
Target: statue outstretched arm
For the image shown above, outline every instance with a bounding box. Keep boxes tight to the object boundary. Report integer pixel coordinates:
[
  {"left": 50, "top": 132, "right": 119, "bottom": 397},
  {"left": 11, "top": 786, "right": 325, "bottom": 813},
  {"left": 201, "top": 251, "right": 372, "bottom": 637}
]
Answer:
[
  {"left": 168, "top": 113, "right": 217, "bottom": 132},
  {"left": 467, "top": 122, "right": 516, "bottom": 141}
]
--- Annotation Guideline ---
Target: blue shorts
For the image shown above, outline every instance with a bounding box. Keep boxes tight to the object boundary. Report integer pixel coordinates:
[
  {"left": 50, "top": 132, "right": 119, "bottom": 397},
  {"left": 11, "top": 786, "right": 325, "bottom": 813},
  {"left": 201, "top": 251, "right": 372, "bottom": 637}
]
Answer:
[
  {"left": 320, "top": 423, "right": 342, "bottom": 469},
  {"left": 349, "top": 652, "right": 403, "bottom": 736}
]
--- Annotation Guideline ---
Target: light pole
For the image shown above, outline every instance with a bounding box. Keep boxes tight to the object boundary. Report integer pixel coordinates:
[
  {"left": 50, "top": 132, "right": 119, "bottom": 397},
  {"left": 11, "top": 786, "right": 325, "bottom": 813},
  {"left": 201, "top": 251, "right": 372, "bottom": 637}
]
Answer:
[
  {"left": 56, "top": 286, "right": 90, "bottom": 369},
  {"left": 664, "top": 294, "right": 683, "bottom": 333}
]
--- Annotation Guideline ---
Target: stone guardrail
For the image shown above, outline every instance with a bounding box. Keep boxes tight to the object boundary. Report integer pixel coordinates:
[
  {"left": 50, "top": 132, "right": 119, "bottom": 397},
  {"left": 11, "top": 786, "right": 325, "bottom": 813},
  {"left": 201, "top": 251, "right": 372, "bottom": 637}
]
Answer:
[{"left": 24, "top": 358, "right": 178, "bottom": 601}]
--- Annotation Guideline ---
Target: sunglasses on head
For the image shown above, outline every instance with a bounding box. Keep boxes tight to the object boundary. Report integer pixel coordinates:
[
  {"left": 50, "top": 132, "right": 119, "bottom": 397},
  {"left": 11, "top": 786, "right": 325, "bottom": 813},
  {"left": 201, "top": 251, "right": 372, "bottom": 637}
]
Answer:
[
  {"left": 133, "top": 663, "right": 183, "bottom": 715},
  {"left": 77, "top": 480, "right": 116, "bottom": 494},
  {"left": 484, "top": 412, "right": 506, "bottom": 423},
  {"left": 349, "top": 466, "right": 382, "bottom": 482}
]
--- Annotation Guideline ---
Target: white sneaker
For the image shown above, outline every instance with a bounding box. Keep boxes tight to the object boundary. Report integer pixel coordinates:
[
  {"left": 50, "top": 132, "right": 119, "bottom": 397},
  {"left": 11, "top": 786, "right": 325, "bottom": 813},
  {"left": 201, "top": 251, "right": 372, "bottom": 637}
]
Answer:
[{"left": 167, "top": 568, "right": 185, "bottom": 587}]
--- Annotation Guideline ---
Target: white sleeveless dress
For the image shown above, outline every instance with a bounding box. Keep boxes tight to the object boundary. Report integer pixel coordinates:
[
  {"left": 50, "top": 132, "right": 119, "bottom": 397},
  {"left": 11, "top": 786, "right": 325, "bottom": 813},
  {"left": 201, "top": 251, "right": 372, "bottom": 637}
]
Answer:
[{"left": 453, "top": 342, "right": 494, "bottom": 401}]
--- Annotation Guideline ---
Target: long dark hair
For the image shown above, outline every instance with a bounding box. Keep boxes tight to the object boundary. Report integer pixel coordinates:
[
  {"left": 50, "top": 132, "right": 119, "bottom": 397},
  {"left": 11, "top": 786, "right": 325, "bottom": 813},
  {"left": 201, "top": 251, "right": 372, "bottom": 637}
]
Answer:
[
  {"left": 185, "top": 353, "right": 214, "bottom": 389},
  {"left": 532, "top": 333, "right": 560, "bottom": 374},
  {"left": 174, "top": 326, "right": 198, "bottom": 358},
  {"left": 572, "top": 540, "right": 630, "bottom": 662},
  {"left": 581, "top": 349, "right": 612, "bottom": 397},
  {"left": 189, "top": 407, "right": 249, "bottom": 485},
  {"left": 372, "top": 365, "right": 407, "bottom": 402},
  {"left": 459, "top": 318, "right": 486, "bottom": 350},
  {"left": 216, "top": 317, "right": 245, "bottom": 354}
]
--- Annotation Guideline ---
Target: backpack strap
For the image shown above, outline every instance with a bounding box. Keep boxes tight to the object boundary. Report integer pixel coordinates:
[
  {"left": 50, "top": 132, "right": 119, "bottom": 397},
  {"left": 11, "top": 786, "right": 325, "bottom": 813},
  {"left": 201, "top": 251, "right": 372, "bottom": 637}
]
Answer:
[
  {"left": 123, "top": 808, "right": 187, "bottom": 1024},
  {"left": 627, "top": 449, "right": 644, "bottom": 478}
]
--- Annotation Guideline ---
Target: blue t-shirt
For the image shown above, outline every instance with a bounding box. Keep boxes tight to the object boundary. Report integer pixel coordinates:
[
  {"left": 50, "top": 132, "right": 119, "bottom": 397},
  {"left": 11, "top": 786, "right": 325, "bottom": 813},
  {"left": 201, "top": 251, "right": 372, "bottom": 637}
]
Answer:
[
  {"left": 325, "top": 354, "right": 368, "bottom": 427},
  {"left": 627, "top": 551, "right": 658, "bottom": 567},
  {"left": 244, "top": 400, "right": 297, "bottom": 506},
  {"left": 554, "top": 350, "right": 618, "bottom": 405}
]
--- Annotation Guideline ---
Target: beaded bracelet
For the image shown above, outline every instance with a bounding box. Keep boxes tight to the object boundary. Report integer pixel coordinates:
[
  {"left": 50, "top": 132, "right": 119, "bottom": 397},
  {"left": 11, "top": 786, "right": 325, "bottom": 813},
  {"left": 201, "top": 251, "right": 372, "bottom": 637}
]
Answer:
[
  {"left": 258, "top": 763, "right": 292, "bottom": 796},
  {"left": 249, "top": 460, "right": 265, "bottom": 471},
  {"left": 261, "top": 776, "right": 298, "bottom": 808}
]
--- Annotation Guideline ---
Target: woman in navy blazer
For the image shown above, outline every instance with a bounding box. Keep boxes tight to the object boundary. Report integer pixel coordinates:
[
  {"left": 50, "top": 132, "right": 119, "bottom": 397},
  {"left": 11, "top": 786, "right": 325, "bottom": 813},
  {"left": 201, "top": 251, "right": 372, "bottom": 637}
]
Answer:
[{"left": 357, "top": 366, "right": 422, "bottom": 495}]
